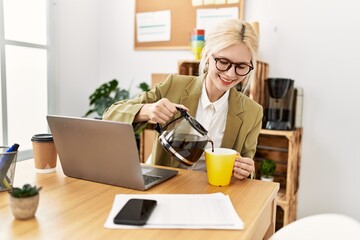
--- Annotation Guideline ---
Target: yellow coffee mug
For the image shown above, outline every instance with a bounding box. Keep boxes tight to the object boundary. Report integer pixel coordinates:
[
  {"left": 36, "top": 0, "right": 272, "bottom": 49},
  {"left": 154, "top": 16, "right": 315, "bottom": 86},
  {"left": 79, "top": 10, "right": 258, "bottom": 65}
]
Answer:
[{"left": 205, "top": 148, "right": 237, "bottom": 186}]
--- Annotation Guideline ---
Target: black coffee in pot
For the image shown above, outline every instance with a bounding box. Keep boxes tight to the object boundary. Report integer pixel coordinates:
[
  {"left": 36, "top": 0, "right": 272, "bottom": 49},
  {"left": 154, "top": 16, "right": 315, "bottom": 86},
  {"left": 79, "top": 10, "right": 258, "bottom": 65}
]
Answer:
[{"left": 162, "top": 133, "right": 214, "bottom": 166}]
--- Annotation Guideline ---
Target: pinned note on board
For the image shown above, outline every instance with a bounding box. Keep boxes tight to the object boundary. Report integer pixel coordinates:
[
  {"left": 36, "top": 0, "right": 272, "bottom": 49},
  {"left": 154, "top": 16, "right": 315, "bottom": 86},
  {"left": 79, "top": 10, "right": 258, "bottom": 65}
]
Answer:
[
  {"left": 135, "top": 0, "right": 244, "bottom": 49},
  {"left": 192, "top": 0, "right": 203, "bottom": 6},
  {"left": 136, "top": 10, "right": 171, "bottom": 43}
]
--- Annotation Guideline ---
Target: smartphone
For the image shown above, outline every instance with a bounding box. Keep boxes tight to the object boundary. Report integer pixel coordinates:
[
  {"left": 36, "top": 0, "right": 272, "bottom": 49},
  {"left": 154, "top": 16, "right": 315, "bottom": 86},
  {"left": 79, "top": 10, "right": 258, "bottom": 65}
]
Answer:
[{"left": 113, "top": 198, "right": 157, "bottom": 226}]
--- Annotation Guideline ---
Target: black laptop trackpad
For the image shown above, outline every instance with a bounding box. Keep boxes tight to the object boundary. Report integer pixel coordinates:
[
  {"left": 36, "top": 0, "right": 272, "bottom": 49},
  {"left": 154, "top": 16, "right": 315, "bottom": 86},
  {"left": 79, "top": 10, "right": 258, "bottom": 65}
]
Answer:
[{"left": 143, "top": 174, "right": 162, "bottom": 185}]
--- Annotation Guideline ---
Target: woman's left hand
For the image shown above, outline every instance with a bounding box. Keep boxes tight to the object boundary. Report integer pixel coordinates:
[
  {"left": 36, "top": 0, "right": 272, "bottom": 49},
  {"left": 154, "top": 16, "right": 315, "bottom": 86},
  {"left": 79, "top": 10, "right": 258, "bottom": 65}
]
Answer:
[{"left": 233, "top": 154, "right": 255, "bottom": 180}]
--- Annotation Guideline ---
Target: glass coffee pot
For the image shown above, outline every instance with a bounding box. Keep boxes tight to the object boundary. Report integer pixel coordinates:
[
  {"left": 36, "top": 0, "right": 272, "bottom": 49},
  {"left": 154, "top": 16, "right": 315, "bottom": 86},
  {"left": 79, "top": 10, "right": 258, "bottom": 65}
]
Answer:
[{"left": 155, "top": 107, "right": 213, "bottom": 166}]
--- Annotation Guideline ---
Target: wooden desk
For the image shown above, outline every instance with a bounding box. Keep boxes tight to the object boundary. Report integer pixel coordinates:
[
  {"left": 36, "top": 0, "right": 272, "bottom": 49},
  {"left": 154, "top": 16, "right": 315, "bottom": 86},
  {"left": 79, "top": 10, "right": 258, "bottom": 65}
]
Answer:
[{"left": 0, "top": 160, "right": 279, "bottom": 240}]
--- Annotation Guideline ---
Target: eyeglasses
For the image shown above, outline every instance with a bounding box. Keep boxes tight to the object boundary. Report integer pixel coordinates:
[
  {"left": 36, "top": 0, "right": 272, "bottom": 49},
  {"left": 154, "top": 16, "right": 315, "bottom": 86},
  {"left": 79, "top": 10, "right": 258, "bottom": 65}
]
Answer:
[{"left": 212, "top": 55, "right": 254, "bottom": 76}]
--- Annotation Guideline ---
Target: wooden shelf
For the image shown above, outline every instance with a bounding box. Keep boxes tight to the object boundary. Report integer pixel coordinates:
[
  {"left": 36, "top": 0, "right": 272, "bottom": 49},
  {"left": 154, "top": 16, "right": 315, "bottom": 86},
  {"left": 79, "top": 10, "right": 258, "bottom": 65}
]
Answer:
[
  {"left": 277, "top": 189, "right": 286, "bottom": 206},
  {"left": 255, "top": 128, "right": 302, "bottom": 230},
  {"left": 178, "top": 60, "right": 200, "bottom": 76},
  {"left": 260, "top": 129, "right": 297, "bottom": 139}
]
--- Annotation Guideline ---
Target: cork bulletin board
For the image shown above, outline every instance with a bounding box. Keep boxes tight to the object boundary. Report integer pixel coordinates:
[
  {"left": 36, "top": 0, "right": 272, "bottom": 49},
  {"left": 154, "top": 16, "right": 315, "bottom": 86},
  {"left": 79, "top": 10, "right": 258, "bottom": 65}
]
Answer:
[{"left": 134, "top": 0, "right": 244, "bottom": 50}]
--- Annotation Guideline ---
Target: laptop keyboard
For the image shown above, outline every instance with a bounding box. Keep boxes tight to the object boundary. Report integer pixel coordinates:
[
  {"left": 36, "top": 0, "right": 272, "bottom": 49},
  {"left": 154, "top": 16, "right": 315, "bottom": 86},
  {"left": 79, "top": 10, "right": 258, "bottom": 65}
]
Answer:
[{"left": 143, "top": 174, "right": 162, "bottom": 185}]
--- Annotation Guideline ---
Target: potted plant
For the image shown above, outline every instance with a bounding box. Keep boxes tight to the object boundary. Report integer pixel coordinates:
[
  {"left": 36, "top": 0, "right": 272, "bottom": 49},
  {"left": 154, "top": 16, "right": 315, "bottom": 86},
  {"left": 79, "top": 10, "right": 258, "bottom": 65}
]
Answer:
[
  {"left": 84, "top": 79, "right": 151, "bottom": 119},
  {"left": 137, "top": 81, "right": 150, "bottom": 92},
  {"left": 84, "top": 79, "right": 130, "bottom": 118},
  {"left": 84, "top": 79, "right": 150, "bottom": 151},
  {"left": 9, "top": 184, "right": 42, "bottom": 220},
  {"left": 133, "top": 82, "right": 150, "bottom": 150},
  {"left": 260, "top": 159, "right": 276, "bottom": 182}
]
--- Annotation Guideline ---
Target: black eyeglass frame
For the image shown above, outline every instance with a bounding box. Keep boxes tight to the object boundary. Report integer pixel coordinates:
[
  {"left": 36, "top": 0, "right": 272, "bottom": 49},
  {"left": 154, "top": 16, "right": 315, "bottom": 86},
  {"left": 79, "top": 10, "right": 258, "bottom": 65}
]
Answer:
[{"left": 211, "top": 55, "right": 254, "bottom": 76}]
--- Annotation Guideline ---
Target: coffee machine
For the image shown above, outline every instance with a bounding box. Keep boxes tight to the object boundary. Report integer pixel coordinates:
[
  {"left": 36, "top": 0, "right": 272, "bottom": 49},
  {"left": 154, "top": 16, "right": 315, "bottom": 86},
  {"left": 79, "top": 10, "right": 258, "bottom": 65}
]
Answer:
[{"left": 263, "top": 78, "right": 295, "bottom": 130}]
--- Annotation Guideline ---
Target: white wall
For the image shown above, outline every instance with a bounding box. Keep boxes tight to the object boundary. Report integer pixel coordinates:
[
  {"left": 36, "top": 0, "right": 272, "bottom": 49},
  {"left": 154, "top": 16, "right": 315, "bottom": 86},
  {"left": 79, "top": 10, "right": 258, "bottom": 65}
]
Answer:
[
  {"left": 97, "top": 0, "right": 194, "bottom": 96},
  {"left": 246, "top": 0, "right": 360, "bottom": 220},
  {"left": 54, "top": 0, "right": 360, "bottom": 221},
  {"left": 53, "top": 0, "right": 100, "bottom": 117}
]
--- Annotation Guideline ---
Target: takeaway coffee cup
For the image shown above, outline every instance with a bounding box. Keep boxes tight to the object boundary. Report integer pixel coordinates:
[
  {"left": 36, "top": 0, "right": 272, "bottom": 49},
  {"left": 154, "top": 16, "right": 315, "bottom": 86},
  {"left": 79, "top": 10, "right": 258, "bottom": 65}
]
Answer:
[
  {"left": 31, "top": 134, "right": 57, "bottom": 173},
  {"left": 205, "top": 148, "right": 237, "bottom": 186}
]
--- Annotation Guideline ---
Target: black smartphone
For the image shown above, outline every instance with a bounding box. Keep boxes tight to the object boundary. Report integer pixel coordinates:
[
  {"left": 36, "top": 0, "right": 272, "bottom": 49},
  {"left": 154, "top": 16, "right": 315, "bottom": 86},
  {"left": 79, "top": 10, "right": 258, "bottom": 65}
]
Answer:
[{"left": 113, "top": 198, "right": 157, "bottom": 226}]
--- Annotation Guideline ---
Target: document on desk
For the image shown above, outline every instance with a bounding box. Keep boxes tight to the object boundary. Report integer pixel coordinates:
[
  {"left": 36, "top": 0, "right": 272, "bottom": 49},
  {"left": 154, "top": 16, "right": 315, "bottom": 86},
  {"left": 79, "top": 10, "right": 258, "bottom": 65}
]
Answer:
[{"left": 104, "top": 192, "right": 244, "bottom": 230}]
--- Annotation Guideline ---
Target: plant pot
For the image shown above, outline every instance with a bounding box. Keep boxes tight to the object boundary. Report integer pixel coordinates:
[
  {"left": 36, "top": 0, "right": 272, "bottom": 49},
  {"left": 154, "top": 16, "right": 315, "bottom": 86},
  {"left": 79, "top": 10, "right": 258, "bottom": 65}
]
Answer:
[
  {"left": 261, "top": 176, "right": 274, "bottom": 182},
  {"left": 9, "top": 194, "right": 40, "bottom": 220}
]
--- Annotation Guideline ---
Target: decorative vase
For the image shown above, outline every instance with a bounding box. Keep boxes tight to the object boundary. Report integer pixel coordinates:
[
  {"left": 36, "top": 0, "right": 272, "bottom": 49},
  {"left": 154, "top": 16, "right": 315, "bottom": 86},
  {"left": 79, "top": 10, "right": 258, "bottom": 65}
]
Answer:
[
  {"left": 9, "top": 194, "right": 40, "bottom": 220},
  {"left": 261, "top": 176, "right": 274, "bottom": 182}
]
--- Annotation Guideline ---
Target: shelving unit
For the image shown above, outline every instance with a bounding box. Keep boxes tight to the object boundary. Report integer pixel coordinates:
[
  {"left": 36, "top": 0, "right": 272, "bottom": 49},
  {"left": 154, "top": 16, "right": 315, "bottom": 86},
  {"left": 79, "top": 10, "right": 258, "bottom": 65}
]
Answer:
[
  {"left": 255, "top": 128, "right": 302, "bottom": 230},
  {"left": 178, "top": 60, "right": 200, "bottom": 76}
]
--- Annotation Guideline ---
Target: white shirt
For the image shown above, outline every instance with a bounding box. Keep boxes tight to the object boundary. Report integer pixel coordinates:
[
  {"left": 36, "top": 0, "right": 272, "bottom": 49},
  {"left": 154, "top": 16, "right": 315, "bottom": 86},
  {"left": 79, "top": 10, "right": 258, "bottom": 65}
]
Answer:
[{"left": 190, "top": 82, "right": 229, "bottom": 171}]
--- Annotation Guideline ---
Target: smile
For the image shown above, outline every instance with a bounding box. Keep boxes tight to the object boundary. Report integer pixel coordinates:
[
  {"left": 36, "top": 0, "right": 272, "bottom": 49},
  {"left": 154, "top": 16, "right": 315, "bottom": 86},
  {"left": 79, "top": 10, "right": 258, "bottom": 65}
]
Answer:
[{"left": 219, "top": 75, "right": 235, "bottom": 85}]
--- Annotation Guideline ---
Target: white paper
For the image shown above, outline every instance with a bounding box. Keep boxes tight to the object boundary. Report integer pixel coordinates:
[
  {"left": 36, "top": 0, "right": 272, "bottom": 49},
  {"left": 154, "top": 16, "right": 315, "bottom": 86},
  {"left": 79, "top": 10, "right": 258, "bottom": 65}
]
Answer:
[
  {"left": 136, "top": 10, "right": 171, "bottom": 42},
  {"left": 215, "top": 0, "right": 226, "bottom": 4},
  {"left": 192, "top": 0, "right": 203, "bottom": 6},
  {"left": 204, "top": 0, "right": 215, "bottom": 5},
  {"left": 227, "top": 0, "right": 239, "bottom": 3},
  {"left": 104, "top": 193, "right": 244, "bottom": 230},
  {"left": 196, "top": 7, "right": 238, "bottom": 39}
]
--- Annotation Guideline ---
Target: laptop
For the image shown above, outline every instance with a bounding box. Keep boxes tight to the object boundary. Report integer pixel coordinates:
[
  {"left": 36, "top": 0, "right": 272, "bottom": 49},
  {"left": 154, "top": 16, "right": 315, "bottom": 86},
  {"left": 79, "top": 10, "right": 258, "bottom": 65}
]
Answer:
[{"left": 46, "top": 115, "right": 178, "bottom": 190}]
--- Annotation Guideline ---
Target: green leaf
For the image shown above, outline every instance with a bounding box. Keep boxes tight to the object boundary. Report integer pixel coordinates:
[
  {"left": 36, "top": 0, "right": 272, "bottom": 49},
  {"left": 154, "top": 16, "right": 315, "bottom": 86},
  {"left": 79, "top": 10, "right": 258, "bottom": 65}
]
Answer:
[
  {"left": 9, "top": 184, "right": 42, "bottom": 198},
  {"left": 85, "top": 79, "right": 130, "bottom": 117},
  {"left": 138, "top": 82, "right": 150, "bottom": 92},
  {"left": 260, "top": 159, "right": 276, "bottom": 177}
]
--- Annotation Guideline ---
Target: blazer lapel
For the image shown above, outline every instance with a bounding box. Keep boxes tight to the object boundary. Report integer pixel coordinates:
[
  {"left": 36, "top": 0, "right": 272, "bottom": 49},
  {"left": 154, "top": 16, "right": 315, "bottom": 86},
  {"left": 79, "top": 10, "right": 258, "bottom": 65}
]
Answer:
[
  {"left": 179, "top": 75, "right": 204, "bottom": 116},
  {"left": 176, "top": 76, "right": 244, "bottom": 150},
  {"left": 221, "top": 88, "right": 244, "bottom": 148}
]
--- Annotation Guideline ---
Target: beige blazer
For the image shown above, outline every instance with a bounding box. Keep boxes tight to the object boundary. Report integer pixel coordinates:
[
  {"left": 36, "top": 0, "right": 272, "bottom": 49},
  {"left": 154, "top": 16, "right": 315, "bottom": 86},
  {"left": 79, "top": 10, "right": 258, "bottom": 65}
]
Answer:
[{"left": 103, "top": 74, "right": 263, "bottom": 168}]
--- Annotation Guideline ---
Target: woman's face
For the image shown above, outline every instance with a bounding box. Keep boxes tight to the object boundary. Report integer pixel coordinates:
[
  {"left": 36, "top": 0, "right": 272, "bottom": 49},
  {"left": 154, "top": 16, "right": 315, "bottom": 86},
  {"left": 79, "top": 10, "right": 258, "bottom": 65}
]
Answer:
[{"left": 206, "top": 43, "right": 252, "bottom": 100}]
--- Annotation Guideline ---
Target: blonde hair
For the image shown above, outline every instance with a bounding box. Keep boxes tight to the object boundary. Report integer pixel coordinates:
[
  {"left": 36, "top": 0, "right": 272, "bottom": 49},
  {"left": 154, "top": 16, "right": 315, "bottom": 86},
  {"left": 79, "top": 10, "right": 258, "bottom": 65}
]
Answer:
[{"left": 199, "top": 19, "right": 259, "bottom": 92}]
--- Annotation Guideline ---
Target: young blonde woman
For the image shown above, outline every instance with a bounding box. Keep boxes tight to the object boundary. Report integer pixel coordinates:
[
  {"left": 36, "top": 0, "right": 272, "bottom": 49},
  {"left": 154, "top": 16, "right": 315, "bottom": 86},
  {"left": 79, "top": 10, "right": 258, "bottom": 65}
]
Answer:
[{"left": 103, "top": 19, "right": 261, "bottom": 180}]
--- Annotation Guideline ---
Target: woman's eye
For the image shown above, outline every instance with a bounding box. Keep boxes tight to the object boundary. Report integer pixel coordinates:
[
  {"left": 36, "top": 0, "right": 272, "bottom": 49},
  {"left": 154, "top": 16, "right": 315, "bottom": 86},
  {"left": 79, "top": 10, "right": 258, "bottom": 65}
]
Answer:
[
  {"left": 237, "top": 64, "right": 247, "bottom": 69},
  {"left": 219, "top": 59, "right": 230, "bottom": 65}
]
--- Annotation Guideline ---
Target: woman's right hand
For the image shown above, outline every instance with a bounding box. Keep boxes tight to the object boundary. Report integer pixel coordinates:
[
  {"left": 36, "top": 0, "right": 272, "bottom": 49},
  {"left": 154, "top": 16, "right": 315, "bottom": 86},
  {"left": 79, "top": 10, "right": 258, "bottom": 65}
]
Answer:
[{"left": 136, "top": 98, "right": 188, "bottom": 124}]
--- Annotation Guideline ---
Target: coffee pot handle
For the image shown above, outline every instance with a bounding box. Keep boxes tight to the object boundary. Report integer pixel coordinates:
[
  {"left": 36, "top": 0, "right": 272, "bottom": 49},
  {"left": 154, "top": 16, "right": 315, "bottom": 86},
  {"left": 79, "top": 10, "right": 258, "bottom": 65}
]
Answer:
[
  {"left": 155, "top": 123, "right": 162, "bottom": 133},
  {"left": 155, "top": 107, "right": 188, "bottom": 134},
  {"left": 175, "top": 107, "right": 188, "bottom": 116}
]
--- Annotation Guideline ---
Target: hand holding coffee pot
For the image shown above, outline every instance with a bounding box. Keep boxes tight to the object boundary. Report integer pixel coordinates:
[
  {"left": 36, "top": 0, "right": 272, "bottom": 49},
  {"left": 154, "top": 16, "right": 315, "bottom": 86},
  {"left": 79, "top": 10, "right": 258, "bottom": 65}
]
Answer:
[
  {"left": 140, "top": 98, "right": 188, "bottom": 124},
  {"left": 155, "top": 105, "right": 213, "bottom": 167}
]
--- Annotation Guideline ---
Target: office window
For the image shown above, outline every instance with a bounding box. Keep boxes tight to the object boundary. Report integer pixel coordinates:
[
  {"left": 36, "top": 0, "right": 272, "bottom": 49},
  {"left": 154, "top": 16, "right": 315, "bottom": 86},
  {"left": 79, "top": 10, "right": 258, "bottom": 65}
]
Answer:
[
  {"left": 0, "top": 0, "right": 51, "bottom": 160},
  {"left": 3, "top": 0, "right": 46, "bottom": 45}
]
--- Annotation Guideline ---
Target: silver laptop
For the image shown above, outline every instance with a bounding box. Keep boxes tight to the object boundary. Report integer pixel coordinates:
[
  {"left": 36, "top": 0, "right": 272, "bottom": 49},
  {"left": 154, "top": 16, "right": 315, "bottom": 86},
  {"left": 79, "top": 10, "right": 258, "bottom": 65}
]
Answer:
[{"left": 46, "top": 115, "right": 178, "bottom": 190}]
